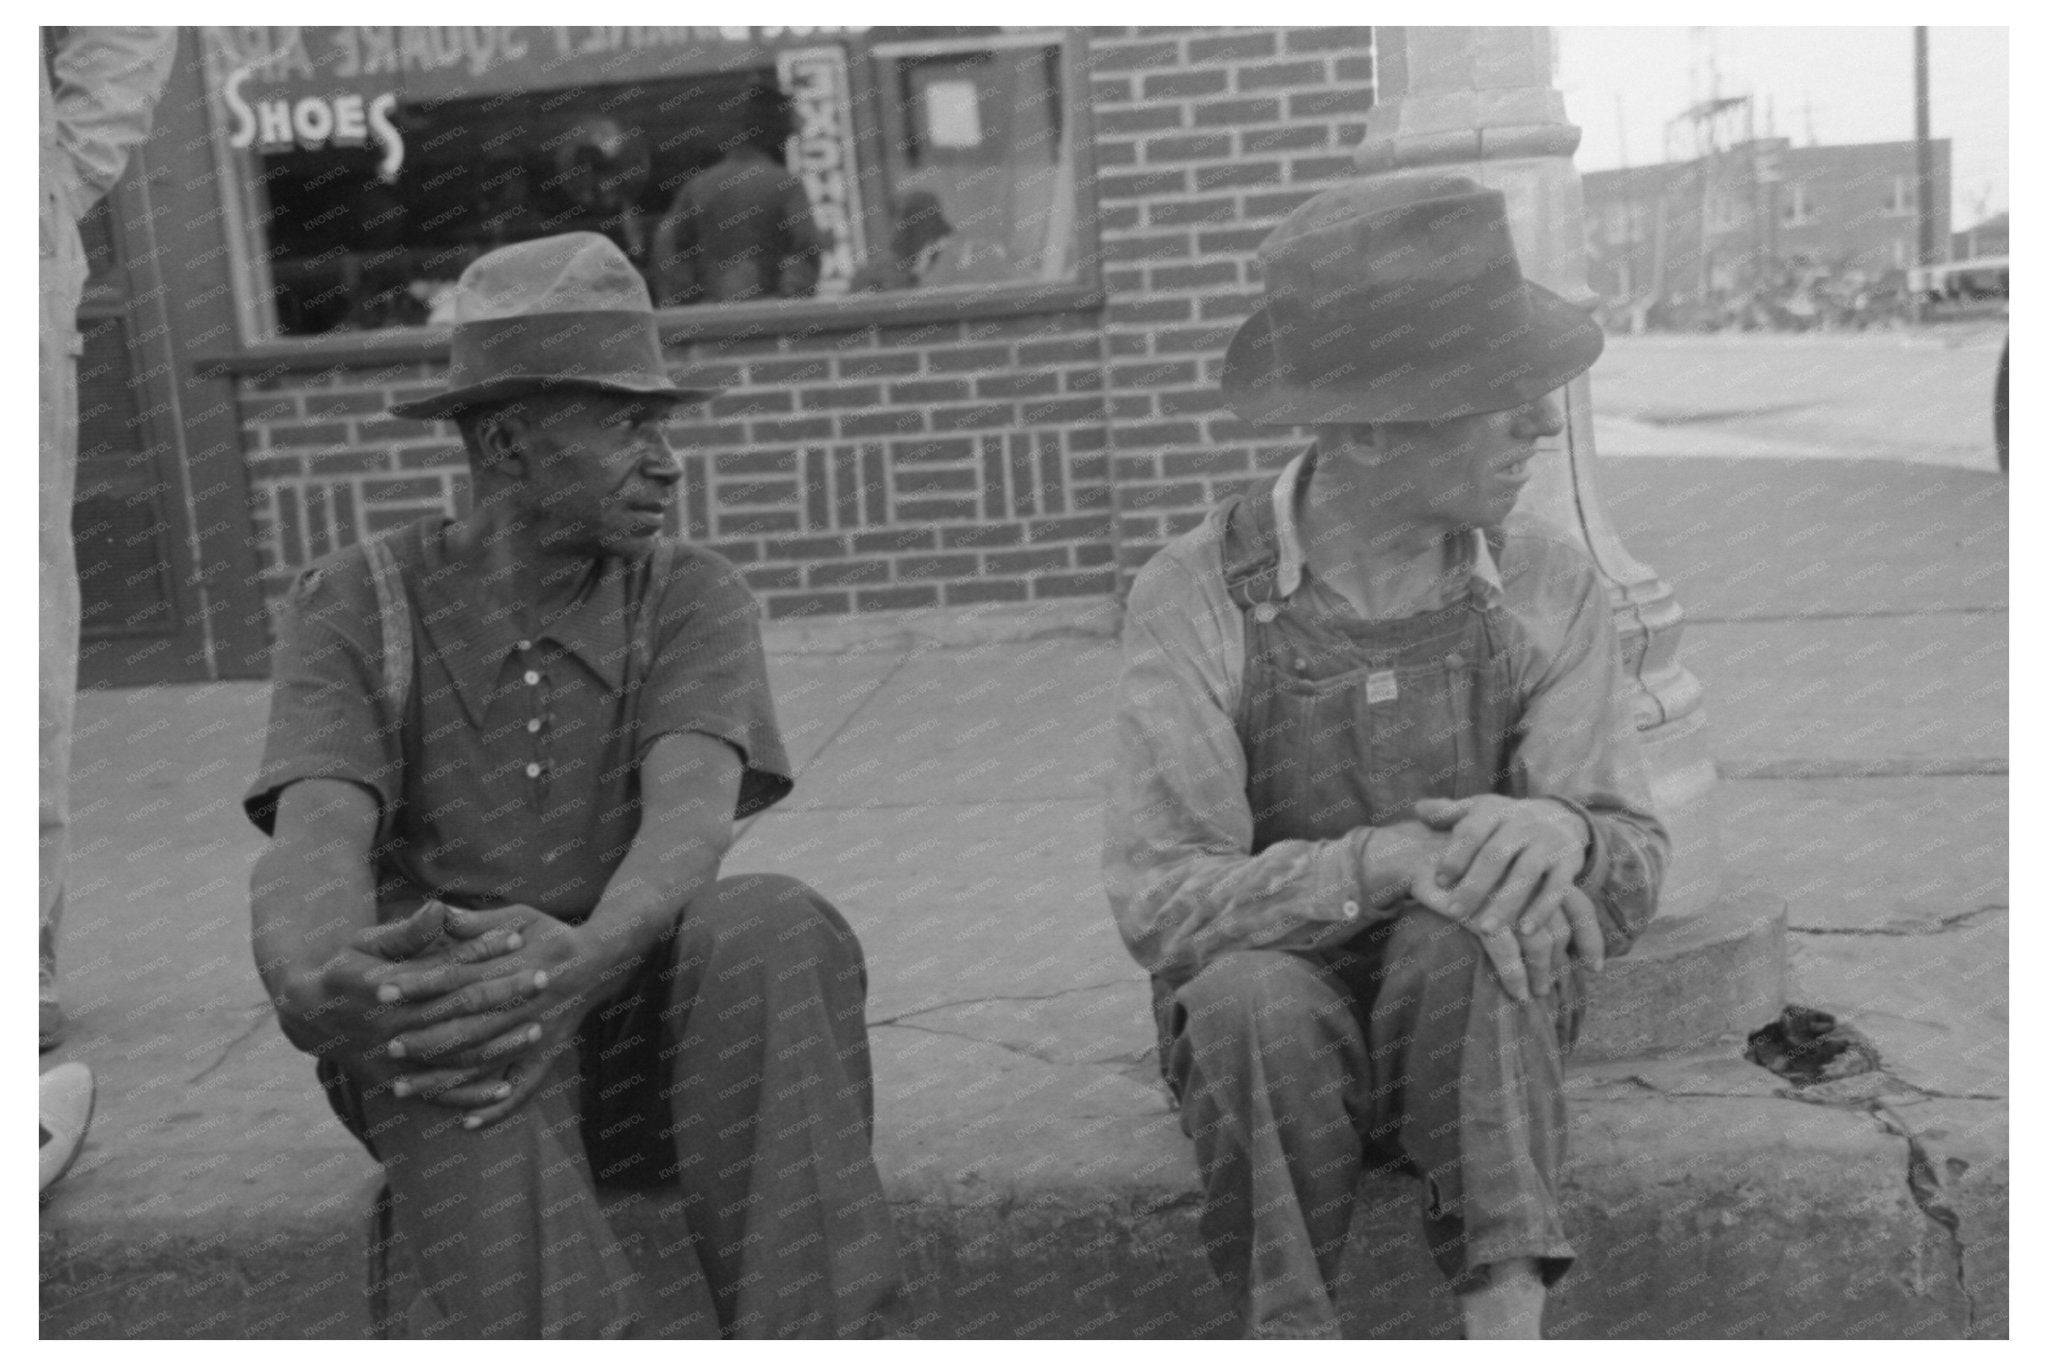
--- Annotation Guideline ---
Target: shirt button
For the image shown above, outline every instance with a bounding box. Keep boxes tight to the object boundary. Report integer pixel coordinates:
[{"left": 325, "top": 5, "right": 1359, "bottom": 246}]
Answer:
[
  {"left": 1341, "top": 899, "right": 1360, "bottom": 920},
  {"left": 527, "top": 717, "right": 542, "bottom": 733},
  {"left": 525, "top": 762, "right": 542, "bottom": 779},
  {"left": 517, "top": 639, "right": 532, "bottom": 652},
  {"left": 524, "top": 670, "right": 541, "bottom": 686},
  {"left": 1446, "top": 652, "right": 1464, "bottom": 667}
]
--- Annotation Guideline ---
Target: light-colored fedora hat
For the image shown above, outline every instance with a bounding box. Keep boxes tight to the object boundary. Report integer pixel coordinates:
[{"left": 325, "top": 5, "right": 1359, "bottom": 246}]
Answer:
[
  {"left": 1221, "top": 173, "right": 1603, "bottom": 426},
  {"left": 390, "top": 232, "right": 725, "bottom": 420}
]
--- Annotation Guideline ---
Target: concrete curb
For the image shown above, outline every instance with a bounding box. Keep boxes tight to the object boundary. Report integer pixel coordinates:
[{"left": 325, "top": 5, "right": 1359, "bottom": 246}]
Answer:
[
  {"left": 1574, "top": 888, "right": 1786, "bottom": 1061},
  {"left": 40, "top": 1069, "right": 2005, "bottom": 1339}
]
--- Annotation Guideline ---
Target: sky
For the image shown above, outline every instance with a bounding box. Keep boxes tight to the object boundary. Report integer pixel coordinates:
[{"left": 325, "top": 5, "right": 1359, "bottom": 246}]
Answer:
[{"left": 1555, "top": 26, "right": 2009, "bottom": 227}]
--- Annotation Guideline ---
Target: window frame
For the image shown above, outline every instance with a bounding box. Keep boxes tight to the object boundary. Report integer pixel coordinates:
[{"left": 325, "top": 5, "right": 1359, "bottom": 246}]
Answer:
[
  {"left": 1885, "top": 174, "right": 1918, "bottom": 217},
  {"left": 192, "top": 26, "right": 1102, "bottom": 377},
  {"left": 1780, "top": 180, "right": 1813, "bottom": 227}
]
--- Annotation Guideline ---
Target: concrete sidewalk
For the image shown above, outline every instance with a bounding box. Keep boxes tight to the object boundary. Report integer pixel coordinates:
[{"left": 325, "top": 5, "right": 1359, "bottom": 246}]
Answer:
[{"left": 38, "top": 455, "right": 2007, "bottom": 1338}]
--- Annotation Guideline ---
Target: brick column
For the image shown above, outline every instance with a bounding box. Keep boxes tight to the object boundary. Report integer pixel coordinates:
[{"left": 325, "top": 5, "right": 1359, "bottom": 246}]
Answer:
[{"left": 1357, "top": 27, "right": 1782, "bottom": 1058}]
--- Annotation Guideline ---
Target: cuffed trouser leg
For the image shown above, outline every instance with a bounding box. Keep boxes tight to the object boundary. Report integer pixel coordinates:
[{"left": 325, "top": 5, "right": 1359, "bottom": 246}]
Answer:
[
  {"left": 664, "top": 874, "right": 902, "bottom": 1338},
  {"left": 1364, "top": 910, "right": 1581, "bottom": 1294},
  {"left": 1169, "top": 949, "right": 1369, "bottom": 1339}
]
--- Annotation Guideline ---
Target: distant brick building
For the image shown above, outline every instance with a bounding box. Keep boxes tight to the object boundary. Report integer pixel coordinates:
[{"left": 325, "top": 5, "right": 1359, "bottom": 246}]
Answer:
[
  {"left": 1952, "top": 211, "right": 2008, "bottom": 260},
  {"left": 70, "top": 25, "right": 1376, "bottom": 685},
  {"left": 1581, "top": 137, "right": 1951, "bottom": 316}
]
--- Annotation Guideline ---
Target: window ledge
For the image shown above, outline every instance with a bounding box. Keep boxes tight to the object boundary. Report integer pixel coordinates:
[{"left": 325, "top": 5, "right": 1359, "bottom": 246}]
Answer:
[{"left": 193, "top": 279, "right": 1105, "bottom": 379}]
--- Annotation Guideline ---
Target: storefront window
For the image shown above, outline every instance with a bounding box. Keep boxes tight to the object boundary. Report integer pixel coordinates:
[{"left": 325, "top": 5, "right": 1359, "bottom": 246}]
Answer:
[
  {"left": 198, "top": 26, "right": 1087, "bottom": 341},
  {"left": 853, "top": 34, "right": 1076, "bottom": 294}
]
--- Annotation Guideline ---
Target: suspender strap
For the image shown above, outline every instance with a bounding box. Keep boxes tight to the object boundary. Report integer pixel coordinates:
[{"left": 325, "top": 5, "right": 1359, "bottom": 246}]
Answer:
[
  {"left": 362, "top": 534, "right": 414, "bottom": 720},
  {"left": 363, "top": 531, "right": 670, "bottom": 722},
  {"left": 626, "top": 540, "right": 675, "bottom": 691}
]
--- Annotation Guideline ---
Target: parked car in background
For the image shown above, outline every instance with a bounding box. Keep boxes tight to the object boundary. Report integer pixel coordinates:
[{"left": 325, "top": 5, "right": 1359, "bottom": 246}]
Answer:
[{"left": 1907, "top": 257, "right": 2009, "bottom": 474}]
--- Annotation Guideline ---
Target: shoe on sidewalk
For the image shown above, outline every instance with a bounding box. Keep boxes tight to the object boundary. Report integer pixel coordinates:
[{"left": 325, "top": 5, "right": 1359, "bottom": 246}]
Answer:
[{"left": 39, "top": 1062, "right": 95, "bottom": 1194}]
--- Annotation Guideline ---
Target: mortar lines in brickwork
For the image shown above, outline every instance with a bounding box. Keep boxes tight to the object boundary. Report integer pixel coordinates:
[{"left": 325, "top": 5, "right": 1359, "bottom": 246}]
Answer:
[{"left": 233, "top": 27, "right": 1377, "bottom": 631}]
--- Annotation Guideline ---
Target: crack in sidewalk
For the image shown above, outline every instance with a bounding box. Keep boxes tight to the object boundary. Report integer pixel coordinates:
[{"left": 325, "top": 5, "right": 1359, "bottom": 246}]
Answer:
[
  {"left": 876, "top": 1019, "right": 1071, "bottom": 1069},
  {"left": 868, "top": 980, "right": 1132, "bottom": 1029},
  {"left": 870, "top": 981, "right": 1151, "bottom": 1072},
  {"left": 1608, "top": 1071, "right": 2003, "bottom": 1107},
  {"left": 1688, "top": 605, "right": 2005, "bottom": 625},
  {"left": 1722, "top": 758, "right": 2006, "bottom": 780},
  {"left": 186, "top": 1007, "right": 274, "bottom": 1084},
  {"left": 1790, "top": 903, "right": 2007, "bottom": 937},
  {"left": 1873, "top": 1100, "right": 1977, "bottom": 1335},
  {"left": 733, "top": 651, "right": 918, "bottom": 845}
]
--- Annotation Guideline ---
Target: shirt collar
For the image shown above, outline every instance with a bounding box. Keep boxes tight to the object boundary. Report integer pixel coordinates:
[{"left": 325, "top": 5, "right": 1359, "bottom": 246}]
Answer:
[
  {"left": 1269, "top": 446, "right": 1504, "bottom": 605},
  {"left": 410, "top": 523, "right": 637, "bottom": 723}
]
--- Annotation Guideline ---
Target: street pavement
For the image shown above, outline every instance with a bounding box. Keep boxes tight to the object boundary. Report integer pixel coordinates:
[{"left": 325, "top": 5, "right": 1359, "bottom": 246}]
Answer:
[
  {"left": 1592, "top": 325, "right": 2007, "bottom": 469},
  {"left": 38, "top": 348, "right": 2009, "bottom": 1336}
]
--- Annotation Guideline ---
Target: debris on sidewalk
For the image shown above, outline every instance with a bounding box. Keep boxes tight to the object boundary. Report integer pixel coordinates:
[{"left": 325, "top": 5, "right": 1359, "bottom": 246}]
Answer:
[{"left": 1745, "top": 1005, "right": 1883, "bottom": 1086}]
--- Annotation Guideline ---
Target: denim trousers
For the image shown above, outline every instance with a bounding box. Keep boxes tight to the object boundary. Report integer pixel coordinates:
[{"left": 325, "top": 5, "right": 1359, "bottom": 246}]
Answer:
[
  {"left": 1165, "top": 908, "right": 1583, "bottom": 1338},
  {"left": 321, "top": 873, "right": 903, "bottom": 1338}
]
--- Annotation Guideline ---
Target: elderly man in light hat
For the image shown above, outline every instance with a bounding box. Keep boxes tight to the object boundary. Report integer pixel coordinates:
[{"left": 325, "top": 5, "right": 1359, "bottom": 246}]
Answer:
[
  {"left": 1105, "top": 175, "right": 1668, "bottom": 1339},
  {"left": 245, "top": 233, "right": 900, "bottom": 1338}
]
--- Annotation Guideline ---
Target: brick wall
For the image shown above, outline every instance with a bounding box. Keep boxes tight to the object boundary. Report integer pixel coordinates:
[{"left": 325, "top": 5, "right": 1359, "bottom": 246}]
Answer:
[
  {"left": 1086, "top": 26, "right": 1375, "bottom": 578},
  {"left": 237, "top": 26, "right": 1375, "bottom": 625},
  {"left": 1582, "top": 137, "right": 1955, "bottom": 301}
]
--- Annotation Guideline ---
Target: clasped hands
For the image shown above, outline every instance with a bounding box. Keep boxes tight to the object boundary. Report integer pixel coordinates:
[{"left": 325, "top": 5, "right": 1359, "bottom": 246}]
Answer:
[
  {"left": 1384, "top": 795, "right": 1606, "bottom": 1004},
  {"left": 294, "top": 901, "right": 608, "bottom": 1129}
]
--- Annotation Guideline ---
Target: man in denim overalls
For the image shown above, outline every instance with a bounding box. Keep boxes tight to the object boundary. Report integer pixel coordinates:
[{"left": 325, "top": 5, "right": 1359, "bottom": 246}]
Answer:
[{"left": 1105, "top": 174, "right": 1668, "bottom": 1338}]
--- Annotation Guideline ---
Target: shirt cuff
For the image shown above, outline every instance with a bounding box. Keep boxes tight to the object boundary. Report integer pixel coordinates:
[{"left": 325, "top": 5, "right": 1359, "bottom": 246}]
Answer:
[
  {"left": 1298, "top": 829, "right": 1370, "bottom": 939},
  {"left": 1539, "top": 795, "right": 1610, "bottom": 896}
]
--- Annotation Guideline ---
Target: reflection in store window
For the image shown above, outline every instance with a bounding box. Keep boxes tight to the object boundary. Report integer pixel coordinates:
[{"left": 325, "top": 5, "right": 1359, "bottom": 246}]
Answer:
[
  {"left": 649, "top": 83, "right": 824, "bottom": 306},
  {"left": 199, "top": 27, "right": 1085, "bottom": 341},
  {"left": 855, "top": 34, "right": 1076, "bottom": 295}
]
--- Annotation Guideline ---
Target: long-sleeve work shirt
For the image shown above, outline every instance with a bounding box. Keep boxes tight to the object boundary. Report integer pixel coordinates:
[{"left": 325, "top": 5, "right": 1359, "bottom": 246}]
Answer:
[{"left": 1104, "top": 450, "right": 1669, "bottom": 982}]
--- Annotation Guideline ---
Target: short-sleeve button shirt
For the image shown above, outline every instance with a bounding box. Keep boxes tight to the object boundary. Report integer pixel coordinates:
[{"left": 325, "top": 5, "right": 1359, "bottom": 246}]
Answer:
[{"left": 245, "top": 516, "right": 791, "bottom": 922}]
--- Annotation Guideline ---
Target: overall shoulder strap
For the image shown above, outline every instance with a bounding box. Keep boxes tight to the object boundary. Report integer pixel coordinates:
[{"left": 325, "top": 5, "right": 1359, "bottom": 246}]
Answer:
[
  {"left": 361, "top": 535, "right": 414, "bottom": 719},
  {"left": 1218, "top": 494, "right": 1282, "bottom": 613}
]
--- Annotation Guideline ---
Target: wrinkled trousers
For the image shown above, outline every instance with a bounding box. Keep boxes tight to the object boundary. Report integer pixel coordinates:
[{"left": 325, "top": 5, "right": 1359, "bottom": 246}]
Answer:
[
  {"left": 39, "top": 233, "right": 85, "bottom": 1032},
  {"left": 320, "top": 874, "right": 902, "bottom": 1338},
  {"left": 1166, "top": 909, "right": 1584, "bottom": 1339}
]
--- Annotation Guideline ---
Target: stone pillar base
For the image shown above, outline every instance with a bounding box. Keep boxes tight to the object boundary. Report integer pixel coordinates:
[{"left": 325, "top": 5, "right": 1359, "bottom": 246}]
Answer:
[{"left": 1574, "top": 888, "right": 1787, "bottom": 1062}]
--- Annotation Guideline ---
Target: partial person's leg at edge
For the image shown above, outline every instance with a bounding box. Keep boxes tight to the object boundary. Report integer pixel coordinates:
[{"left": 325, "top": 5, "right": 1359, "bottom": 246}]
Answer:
[{"left": 38, "top": 280, "right": 82, "bottom": 1053}]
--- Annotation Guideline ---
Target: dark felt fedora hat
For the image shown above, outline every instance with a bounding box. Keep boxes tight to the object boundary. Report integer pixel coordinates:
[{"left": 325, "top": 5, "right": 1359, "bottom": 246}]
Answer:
[
  {"left": 1221, "top": 173, "right": 1604, "bottom": 426},
  {"left": 390, "top": 232, "right": 725, "bottom": 421}
]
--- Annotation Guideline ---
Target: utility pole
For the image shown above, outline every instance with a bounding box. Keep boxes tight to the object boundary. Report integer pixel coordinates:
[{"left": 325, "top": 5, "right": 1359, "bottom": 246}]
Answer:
[
  {"left": 1914, "top": 26, "right": 1935, "bottom": 267},
  {"left": 1912, "top": 26, "right": 1935, "bottom": 325}
]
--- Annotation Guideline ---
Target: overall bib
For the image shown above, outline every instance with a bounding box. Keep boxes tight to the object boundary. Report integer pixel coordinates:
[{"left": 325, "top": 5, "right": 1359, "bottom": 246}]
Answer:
[{"left": 1161, "top": 494, "right": 1583, "bottom": 1338}]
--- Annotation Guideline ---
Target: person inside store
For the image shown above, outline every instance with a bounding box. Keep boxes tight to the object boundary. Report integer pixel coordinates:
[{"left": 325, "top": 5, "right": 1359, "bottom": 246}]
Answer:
[
  {"left": 243, "top": 231, "right": 900, "bottom": 1338},
  {"left": 849, "top": 189, "right": 956, "bottom": 292},
  {"left": 650, "top": 83, "right": 821, "bottom": 305},
  {"left": 1103, "top": 173, "right": 1668, "bottom": 1340},
  {"left": 538, "top": 118, "right": 654, "bottom": 266}
]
